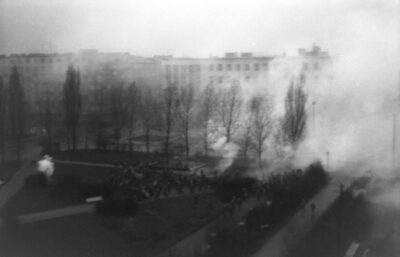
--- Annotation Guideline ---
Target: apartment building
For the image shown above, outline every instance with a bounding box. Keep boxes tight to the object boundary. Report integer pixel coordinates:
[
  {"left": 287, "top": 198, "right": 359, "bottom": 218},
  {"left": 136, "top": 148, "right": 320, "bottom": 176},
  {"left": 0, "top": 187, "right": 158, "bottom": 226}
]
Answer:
[{"left": 0, "top": 45, "right": 332, "bottom": 105}]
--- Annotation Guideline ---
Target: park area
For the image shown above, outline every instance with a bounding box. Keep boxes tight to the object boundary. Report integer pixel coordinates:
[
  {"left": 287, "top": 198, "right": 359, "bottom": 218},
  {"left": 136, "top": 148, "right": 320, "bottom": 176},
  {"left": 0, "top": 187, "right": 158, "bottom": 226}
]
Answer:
[
  {"left": 0, "top": 193, "right": 223, "bottom": 257},
  {"left": 0, "top": 150, "right": 224, "bottom": 257},
  {"left": 0, "top": 150, "right": 331, "bottom": 257}
]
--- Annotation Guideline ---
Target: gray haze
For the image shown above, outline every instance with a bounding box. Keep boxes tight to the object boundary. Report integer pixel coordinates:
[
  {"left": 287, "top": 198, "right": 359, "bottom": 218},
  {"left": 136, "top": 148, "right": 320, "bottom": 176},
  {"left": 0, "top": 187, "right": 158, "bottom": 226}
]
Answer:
[
  {"left": 1, "top": 0, "right": 400, "bottom": 175},
  {"left": 0, "top": 0, "right": 397, "bottom": 57}
]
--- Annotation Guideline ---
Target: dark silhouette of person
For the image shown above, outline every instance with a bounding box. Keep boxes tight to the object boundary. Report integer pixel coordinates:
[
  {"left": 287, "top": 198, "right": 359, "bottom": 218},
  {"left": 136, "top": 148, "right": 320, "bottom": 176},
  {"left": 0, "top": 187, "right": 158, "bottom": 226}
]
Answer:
[{"left": 310, "top": 203, "right": 316, "bottom": 218}]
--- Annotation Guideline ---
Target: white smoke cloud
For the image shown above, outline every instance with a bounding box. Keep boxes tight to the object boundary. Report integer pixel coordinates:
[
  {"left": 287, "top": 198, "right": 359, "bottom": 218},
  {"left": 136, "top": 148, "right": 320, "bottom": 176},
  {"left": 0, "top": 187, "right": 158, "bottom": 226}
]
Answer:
[
  {"left": 37, "top": 155, "right": 55, "bottom": 178},
  {"left": 211, "top": 136, "right": 240, "bottom": 173}
]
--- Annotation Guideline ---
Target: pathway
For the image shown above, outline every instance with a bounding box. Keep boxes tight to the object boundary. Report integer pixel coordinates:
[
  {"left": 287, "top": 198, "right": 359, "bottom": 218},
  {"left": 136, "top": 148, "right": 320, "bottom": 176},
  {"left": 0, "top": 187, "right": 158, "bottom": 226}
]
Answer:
[
  {"left": 55, "top": 160, "right": 116, "bottom": 168},
  {"left": 251, "top": 173, "right": 355, "bottom": 257},
  {"left": 0, "top": 142, "right": 42, "bottom": 209}
]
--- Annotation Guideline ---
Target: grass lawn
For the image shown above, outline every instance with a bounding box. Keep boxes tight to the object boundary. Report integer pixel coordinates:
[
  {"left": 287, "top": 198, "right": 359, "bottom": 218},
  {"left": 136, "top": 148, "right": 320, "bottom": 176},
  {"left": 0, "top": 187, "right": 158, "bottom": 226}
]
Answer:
[
  {"left": 0, "top": 161, "right": 23, "bottom": 183},
  {"left": 0, "top": 163, "right": 115, "bottom": 216},
  {"left": 0, "top": 193, "right": 222, "bottom": 257}
]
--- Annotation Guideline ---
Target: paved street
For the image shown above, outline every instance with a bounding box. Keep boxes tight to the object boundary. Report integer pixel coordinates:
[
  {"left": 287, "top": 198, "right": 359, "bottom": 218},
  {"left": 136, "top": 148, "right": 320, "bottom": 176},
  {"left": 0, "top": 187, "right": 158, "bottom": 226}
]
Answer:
[
  {"left": 0, "top": 141, "right": 42, "bottom": 209},
  {"left": 251, "top": 173, "right": 355, "bottom": 257}
]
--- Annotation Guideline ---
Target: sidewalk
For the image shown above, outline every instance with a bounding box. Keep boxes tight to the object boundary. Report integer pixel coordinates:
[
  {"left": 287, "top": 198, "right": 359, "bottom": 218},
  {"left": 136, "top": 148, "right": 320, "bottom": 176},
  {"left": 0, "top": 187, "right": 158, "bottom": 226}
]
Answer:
[
  {"left": 0, "top": 163, "right": 36, "bottom": 209},
  {"left": 251, "top": 173, "right": 354, "bottom": 257},
  {"left": 55, "top": 160, "right": 116, "bottom": 168}
]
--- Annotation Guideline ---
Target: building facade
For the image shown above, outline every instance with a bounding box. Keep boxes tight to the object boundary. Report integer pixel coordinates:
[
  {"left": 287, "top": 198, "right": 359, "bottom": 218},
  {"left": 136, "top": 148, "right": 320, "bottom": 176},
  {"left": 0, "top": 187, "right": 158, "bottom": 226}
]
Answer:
[{"left": 0, "top": 44, "right": 332, "bottom": 106}]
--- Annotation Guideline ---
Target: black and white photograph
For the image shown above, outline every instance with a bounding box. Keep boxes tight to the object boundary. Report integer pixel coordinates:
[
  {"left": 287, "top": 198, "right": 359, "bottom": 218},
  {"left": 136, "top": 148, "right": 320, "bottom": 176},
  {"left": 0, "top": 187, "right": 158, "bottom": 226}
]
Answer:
[{"left": 0, "top": 0, "right": 398, "bottom": 256}]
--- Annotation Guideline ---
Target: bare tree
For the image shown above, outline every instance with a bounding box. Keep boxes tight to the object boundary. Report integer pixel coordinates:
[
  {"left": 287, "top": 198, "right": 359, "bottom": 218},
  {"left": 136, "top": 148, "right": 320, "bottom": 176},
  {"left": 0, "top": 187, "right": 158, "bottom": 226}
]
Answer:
[
  {"left": 140, "top": 88, "right": 156, "bottom": 153},
  {"left": 0, "top": 77, "right": 6, "bottom": 162},
  {"left": 109, "top": 84, "right": 127, "bottom": 147},
  {"left": 177, "top": 85, "right": 195, "bottom": 160},
  {"left": 250, "top": 95, "right": 273, "bottom": 165},
  {"left": 126, "top": 82, "right": 140, "bottom": 152},
  {"left": 9, "top": 66, "right": 25, "bottom": 161},
  {"left": 217, "top": 82, "right": 242, "bottom": 143},
  {"left": 239, "top": 116, "right": 252, "bottom": 160},
  {"left": 162, "top": 83, "right": 178, "bottom": 164},
  {"left": 281, "top": 76, "right": 308, "bottom": 148},
  {"left": 43, "top": 91, "right": 53, "bottom": 150},
  {"left": 89, "top": 85, "right": 110, "bottom": 150},
  {"left": 63, "top": 66, "right": 82, "bottom": 151},
  {"left": 199, "top": 83, "right": 217, "bottom": 156}
]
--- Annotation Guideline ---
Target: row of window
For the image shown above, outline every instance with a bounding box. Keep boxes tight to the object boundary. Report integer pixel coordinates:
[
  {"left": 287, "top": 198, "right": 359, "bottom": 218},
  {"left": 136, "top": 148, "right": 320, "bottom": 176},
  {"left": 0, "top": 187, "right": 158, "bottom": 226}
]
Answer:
[
  {"left": 165, "top": 62, "right": 268, "bottom": 73},
  {"left": 0, "top": 57, "right": 74, "bottom": 65},
  {"left": 209, "top": 76, "right": 252, "bottom": 84},
  {"left": 211, "top": 63, "right": 266, "bottom": 71},
  {"left": 165, "top": 64, "right": 201, "bottom": 72}
]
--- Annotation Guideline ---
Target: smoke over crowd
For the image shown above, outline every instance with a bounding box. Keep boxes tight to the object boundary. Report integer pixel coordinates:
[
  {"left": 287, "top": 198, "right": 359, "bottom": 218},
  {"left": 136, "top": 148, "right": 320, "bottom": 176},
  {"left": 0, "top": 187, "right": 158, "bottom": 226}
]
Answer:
[
  {"left": 238, "top": 4, "right": 400, "bottom": 177},
  {"left": 1, "top": 0, "right": 398, "bottom": 177}
]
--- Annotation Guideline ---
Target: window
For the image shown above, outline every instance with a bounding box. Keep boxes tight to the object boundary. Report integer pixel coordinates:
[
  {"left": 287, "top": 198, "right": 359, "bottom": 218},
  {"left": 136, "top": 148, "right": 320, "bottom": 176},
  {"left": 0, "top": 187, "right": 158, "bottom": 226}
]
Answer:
[
  {"left": 209, "top": 64, "right": 213, "bottom": 71},
  {"left": 314, "top": 63, "right": 319, "bottom": 70},
  {"left": 254, "top": 63, "right": 259, "bottom": 71},
  {"left": 245, "top": 64, "right": 250, "bottom": 71},
  {"left": 218, "top": 64, "right": 223, "bottom": 71},
  {"left": 303, "top": 63, "right": 308, "bottom": 71},
  {"left": 209, "top": 76, "right": 214, "bottom": 83},
  {"left": 227, "top": 64, "right": 231, "bottom": 71},
  {"left": 196, "top": 64, "right": 201, "bottom": 72},
  {"left": 246, "top": 76, "right": 251, "bottom": 80},
  {"left": 236, "top": 64, "right": 241, "bottom": 71},
  {"left": 218, "top": 76, "right": 223, "bottom": 83}
]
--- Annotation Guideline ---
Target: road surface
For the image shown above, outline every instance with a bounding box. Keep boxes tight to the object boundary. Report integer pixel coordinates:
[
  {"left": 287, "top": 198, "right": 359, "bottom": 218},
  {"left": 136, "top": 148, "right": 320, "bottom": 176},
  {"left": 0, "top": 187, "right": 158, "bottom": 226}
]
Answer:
[{"left": 251, "top": 173, "right": 354, "bottom": 257}]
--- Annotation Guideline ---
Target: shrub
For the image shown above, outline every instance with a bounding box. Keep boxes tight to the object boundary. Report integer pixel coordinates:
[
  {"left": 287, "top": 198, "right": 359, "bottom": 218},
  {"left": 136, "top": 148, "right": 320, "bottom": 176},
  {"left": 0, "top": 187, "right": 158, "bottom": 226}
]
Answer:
[
  {"left": 24, "top": 172, "right": 48, "bottom": 188},
  {"left": 96, "top": 198, "right": 139, "bottom": 217}
]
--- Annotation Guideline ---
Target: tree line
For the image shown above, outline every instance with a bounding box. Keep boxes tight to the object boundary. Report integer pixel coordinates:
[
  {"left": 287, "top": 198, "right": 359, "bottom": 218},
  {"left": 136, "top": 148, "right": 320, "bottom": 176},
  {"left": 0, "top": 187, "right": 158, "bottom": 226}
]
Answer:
[{"left": 0, "top": 65, "right": 308, "bottom": 166}]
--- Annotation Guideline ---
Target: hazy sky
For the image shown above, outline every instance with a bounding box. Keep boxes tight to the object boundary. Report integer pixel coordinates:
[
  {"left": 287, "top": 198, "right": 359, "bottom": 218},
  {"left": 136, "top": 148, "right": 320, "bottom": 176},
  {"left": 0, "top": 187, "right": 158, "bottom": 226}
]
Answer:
[{"left": 0, "top": 0, "right": 397, "bottom": 56}]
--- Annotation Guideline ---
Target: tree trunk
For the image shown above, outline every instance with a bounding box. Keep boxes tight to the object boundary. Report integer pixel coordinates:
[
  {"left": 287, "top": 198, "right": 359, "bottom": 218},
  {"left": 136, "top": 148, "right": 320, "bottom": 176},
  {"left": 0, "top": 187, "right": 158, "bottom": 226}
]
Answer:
[
  {"left": 128, "top": 129, "right": 133, "bottom": 152},
  {"left": 145, "top": 131, "right": 150, "bottom": 153},
  {"left": 185, "top": 130, "right": 189, "bottom": 161},
  {"left": 204, "top": 124, "right": 208, "bottom": 156},
  {"left": 0, "top": 130, "right": 5, "bottom": 163},
  {"left": 16, "top": 135, "right": 21, "bottom": 162},
  {"left": 72, "top": 126, "right": 77, "bottom": 151}
]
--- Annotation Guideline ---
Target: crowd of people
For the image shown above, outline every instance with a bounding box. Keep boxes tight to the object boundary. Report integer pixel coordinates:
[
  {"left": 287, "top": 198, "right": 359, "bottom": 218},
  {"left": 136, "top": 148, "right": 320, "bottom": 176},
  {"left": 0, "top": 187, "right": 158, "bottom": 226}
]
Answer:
[{"left": 104, "top": 162, "right": 212, "bottom": 202}]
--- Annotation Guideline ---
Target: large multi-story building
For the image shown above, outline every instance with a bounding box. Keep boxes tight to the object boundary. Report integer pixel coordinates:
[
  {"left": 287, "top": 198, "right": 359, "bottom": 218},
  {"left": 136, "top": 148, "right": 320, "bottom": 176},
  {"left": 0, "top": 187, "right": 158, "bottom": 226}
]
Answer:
[
  {"left": 0, "top": 45, "right": 332, "bottom": 105},
  {"left": 159, "top": 52, "right": 273, "bottom": 89}
]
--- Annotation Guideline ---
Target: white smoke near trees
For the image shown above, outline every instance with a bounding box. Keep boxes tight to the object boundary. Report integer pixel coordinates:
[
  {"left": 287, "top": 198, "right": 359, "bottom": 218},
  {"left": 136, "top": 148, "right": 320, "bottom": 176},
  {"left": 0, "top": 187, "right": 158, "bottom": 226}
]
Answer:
[
  {"left": 211, "top": 136, "right": 240, "bottom": 172},
  {"left": 242, "top": 3, "right": 399, "bottom": 176},
  {"left": 37, "top": 155, "right": 55, "bottom": 178}
]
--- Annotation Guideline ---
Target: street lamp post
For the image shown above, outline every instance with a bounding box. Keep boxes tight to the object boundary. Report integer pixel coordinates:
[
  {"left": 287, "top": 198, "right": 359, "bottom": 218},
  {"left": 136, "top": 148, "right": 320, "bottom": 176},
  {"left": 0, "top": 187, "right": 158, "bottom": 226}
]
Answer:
[
  {"left": 393, "top": 113, "right": 397, "bottom": 168},
  {"left": 326, "top": 151, "right": 330, "bottom": 172},
  {"left": 312, "top": 100, "right": 316, "bottom": 131}
]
